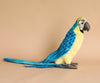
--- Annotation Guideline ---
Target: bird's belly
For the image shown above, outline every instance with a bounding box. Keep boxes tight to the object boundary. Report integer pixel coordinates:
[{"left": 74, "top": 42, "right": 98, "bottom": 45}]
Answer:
[{"left": 62, "top": 32, "right": 84, "bottom": 59}]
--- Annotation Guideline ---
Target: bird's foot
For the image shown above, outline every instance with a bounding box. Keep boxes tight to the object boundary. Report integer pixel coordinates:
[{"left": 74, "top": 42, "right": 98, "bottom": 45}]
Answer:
[
  {"left": 67, "top": 64, "right": 77, "bottom": 69},
  {"left": 71, "top": 62, "right": 78, "bottom": 65}
]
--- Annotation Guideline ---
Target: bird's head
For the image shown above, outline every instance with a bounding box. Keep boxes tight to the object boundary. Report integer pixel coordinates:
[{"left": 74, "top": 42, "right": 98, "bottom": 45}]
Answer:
[{"left": 76, "top": 17, "right": 90, "bottom": 33}]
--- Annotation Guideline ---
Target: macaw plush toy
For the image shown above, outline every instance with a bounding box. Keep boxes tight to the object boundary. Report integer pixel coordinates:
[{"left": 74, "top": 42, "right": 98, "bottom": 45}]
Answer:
[{"left": 4, "top": 17, "right": 90, "bottom": 69}]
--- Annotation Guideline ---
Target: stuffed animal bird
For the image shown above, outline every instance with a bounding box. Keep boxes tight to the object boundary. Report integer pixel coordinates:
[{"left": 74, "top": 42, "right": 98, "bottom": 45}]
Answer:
[{"left": 4, "top": 17, "right": 90, "bottom": 69}]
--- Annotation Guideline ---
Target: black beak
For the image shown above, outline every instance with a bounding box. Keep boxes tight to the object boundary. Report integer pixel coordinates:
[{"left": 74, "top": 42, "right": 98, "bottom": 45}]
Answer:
[{"left": 83, "top": 22, "right": 90, "bottom": 32}]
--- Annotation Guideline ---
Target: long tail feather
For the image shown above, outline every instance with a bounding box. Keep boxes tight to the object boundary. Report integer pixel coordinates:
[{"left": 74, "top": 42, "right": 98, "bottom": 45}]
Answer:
[
  {"left": 25, "top": 65, "right": 56, "bottom": 68},
  {"left": 4, "top": 58, "right": 57, "bottom": 65},
  {"left": 4, "top": 58, "right": 71, "bottom": 69},
  {"left": 24, "top": 64, "right": 70, "bottom": 68}
]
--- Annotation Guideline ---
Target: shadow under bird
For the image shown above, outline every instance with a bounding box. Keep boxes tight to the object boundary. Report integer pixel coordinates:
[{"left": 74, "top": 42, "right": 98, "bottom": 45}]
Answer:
[{"left": 4, "top": 17, "right": 90, "bottom": 69}]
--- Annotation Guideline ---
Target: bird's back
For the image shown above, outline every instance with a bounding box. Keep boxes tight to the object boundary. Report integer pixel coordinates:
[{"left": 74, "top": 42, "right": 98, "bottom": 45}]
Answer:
[{"left": 43, "top": 29, "right": 76, "bottom": 63}]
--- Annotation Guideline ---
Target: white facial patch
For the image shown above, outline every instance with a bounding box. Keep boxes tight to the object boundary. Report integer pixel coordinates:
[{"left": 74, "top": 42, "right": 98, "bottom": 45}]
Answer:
[{"left": 78, "top": 20, "right": 86, "bottom": 30}]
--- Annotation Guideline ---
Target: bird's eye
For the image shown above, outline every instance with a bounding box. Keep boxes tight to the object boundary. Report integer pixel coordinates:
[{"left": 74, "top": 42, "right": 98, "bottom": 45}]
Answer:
[{"left": 79, "top": 20, "right": 85, "bottom": 25}]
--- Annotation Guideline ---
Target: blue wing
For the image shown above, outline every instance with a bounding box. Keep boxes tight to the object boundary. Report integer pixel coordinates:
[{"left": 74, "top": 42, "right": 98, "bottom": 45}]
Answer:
[{"left": 43, "top": 30, "right": 76, "bottom": 63}]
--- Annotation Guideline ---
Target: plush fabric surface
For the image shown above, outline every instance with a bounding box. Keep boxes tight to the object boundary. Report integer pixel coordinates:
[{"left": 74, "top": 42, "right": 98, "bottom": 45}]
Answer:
[{"left": 0, "top": 0, "right": 100, "bottom": 83}]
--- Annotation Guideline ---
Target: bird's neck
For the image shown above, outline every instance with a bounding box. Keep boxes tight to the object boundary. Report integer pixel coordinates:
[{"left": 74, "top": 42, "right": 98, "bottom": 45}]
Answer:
[{"left": 74, "top": 26, "right": 83, "bottom": 35}]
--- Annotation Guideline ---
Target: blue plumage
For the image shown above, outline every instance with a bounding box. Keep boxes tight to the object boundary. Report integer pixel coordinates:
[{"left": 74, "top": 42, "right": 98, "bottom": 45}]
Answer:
[
  {"left": 42, "top": 22, "right": 77, "bottom": 63},
  {"left": 4, "top": 21, "right": 78, "bottom": 68},
  {"left": 4, "top": 58, "right": 57, "bottom": 65}
]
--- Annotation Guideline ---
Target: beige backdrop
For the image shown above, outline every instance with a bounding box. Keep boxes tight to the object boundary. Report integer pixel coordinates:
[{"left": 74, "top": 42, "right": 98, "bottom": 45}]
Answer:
[{"left": 0, "top": 0, "right": 100, "bottom": 83}]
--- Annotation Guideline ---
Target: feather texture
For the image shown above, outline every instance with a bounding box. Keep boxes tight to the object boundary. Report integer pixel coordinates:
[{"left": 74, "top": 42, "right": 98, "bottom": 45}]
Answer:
[
  {"left": 4, "top": 21, "right": 79, "bottom": 68},
  {"left": 4, "top": 58, "right": 56, "bottom": 65}
]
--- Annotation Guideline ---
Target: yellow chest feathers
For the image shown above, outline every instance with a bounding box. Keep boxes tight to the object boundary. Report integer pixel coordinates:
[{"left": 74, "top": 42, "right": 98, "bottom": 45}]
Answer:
[{"left": 63, "top": 26, "right": 84, "bottom": 58}]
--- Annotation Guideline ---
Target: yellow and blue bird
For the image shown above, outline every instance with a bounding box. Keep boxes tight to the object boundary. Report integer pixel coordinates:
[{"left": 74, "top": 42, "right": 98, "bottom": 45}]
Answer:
[{"left": 4, "top": 17, "right": 90, "bottom": 69}]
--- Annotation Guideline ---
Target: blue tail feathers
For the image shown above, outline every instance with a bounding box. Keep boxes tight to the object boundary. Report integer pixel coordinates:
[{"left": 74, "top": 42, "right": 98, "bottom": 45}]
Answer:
[
  {"left": 4, "top": 58, "right": 57, "bottom": 65},
  {"left": 4, "top": 58, "right": 69, "bottom": 68}
]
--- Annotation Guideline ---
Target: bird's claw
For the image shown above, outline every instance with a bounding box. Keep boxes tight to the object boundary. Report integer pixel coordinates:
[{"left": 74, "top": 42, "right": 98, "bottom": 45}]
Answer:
[
  {"left": 71, "top": 62, "right": 78, "bottom": 65},
  {"left": 67, "top": 64, "right": 77, "bottom": 69},
  {"left": 57, "top": 64, "right": 77, "bottom": 69}
]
